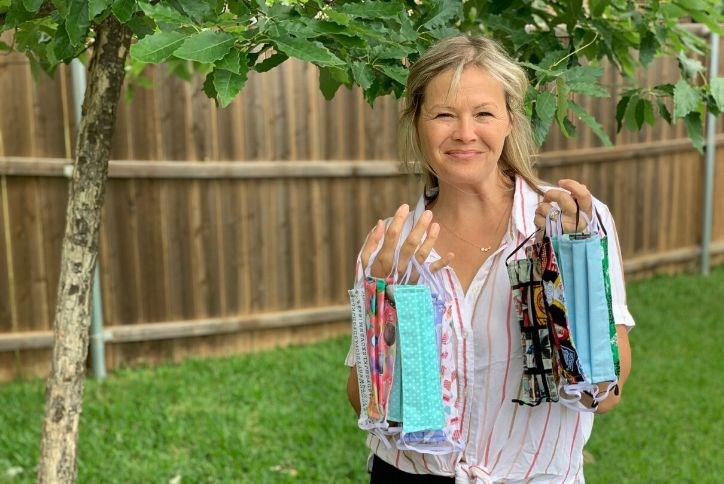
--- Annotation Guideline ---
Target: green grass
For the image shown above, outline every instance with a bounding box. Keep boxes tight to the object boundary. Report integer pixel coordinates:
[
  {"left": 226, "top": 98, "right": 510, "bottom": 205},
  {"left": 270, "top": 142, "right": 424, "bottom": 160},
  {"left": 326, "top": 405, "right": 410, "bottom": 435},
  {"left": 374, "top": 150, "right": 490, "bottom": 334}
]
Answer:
[{"left": 1, "top": 266, "right": 723, "bottom": 483}]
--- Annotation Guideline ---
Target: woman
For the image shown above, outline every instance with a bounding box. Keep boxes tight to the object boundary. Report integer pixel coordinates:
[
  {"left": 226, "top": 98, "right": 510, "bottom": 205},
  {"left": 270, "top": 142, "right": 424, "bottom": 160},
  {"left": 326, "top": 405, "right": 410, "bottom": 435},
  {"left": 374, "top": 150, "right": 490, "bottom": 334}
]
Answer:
[{"left": 346, "top": 35, "right": 633, "bottom": 483}]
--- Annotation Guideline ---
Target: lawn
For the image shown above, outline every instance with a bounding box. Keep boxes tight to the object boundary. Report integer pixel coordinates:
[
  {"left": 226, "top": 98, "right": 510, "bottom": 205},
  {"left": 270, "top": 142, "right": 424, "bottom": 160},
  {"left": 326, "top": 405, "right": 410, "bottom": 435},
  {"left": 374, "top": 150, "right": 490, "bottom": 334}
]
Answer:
[{"left": 1, "top": 266, "right": 723, "bottom": 483}]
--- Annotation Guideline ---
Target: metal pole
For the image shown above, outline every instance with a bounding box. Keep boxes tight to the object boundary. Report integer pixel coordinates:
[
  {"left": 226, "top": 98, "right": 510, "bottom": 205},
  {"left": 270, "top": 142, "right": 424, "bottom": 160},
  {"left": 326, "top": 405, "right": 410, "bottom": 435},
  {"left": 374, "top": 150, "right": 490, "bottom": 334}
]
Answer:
[
  {"left": 701, "top": 31, "right": 720, "bottom": 276},
  {"left": 70, "top": 58, "right": 107, "bottom": 378}
]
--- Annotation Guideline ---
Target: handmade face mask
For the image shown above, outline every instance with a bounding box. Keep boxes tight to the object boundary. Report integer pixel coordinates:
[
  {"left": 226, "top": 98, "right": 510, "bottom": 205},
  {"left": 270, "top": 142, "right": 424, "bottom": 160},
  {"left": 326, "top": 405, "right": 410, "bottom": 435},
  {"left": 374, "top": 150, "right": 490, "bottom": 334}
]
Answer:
[
  {"left": 349, "top": 286, "right": 377, "bottom": 429},
  {"left": 533, "top": 236, "right": 586, "bottom": 387},
  {"left": 554, "top": 231, "right": 616, "bottom": 384},
  {"left": 507, "top": 251, "right": 561, "bottom": 406},
  {"left": 395, "top": 283, "right": 445, "bottom": 433},
  {"left": 599, "top": 228, "right": 621, "bottom": 378},
  {"left": 363, "top": 276, "right": 398, "bottom": 422}
]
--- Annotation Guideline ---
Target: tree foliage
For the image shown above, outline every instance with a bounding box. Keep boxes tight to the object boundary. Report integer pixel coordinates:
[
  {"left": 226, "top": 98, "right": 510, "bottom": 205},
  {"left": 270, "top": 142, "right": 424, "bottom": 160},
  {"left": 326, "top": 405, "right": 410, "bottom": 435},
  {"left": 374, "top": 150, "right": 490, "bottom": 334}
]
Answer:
[{"left": 1, "top": 0, "right": 722, "bottom": 150}]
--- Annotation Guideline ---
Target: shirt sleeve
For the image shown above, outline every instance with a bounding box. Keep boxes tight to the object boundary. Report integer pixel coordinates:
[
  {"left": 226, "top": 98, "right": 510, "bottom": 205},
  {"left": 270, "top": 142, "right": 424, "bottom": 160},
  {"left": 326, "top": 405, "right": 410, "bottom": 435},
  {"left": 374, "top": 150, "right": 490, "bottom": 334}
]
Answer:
[{"left": 593, "top": 199, "right": 635, "bottom": 329}]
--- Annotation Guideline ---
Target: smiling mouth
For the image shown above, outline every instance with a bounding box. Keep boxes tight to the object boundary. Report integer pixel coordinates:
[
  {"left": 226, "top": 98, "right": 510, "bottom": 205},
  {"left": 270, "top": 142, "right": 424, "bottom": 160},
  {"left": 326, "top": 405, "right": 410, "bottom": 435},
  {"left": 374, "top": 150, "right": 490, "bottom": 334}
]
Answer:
[{"left": 446, "top": 150, "right": 481, "bottom": 160}]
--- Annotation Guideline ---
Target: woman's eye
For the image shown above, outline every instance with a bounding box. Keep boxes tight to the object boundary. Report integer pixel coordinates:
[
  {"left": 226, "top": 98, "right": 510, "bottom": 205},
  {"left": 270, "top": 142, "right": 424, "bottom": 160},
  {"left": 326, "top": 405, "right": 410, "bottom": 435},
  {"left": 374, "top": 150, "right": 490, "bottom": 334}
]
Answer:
[
  {"left": 435, "top": 113, "right": 453, "bottom": 118},
  {"left": 476, "top": 111, "right": 492, "bottom": 118}
]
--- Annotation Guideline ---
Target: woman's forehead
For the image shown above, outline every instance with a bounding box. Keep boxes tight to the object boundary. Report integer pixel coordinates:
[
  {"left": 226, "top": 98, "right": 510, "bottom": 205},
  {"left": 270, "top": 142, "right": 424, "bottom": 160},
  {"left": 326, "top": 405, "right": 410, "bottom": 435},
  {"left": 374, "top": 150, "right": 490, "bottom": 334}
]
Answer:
[{"left": 423, "top": 66, "right": 506, "bottom": 106}]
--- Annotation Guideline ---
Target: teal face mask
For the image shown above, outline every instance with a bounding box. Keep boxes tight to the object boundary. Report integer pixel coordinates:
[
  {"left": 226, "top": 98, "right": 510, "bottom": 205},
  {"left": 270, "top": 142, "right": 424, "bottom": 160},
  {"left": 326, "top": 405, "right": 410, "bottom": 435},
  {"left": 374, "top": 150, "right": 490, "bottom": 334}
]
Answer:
[{"left": 395, "top": 283, "right": 445, "bottom": 434}]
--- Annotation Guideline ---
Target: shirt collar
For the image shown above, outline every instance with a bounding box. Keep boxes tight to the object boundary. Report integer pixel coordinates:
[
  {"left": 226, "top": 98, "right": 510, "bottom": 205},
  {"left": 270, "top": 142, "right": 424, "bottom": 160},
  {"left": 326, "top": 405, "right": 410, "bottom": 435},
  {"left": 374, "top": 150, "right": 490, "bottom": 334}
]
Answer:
[{"left": 413, "top": 175, "right": 541, "bottom": 239}]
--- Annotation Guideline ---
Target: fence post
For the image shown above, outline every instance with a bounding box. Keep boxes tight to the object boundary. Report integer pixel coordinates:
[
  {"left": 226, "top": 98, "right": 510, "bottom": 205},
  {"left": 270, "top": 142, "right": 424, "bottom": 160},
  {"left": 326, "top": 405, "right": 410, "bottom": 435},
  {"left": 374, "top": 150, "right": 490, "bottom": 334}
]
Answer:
[
  {"left": 701, "top": 31, "right": 720, "bottom": 276},
  {"left": 70, "top": 58, "right": 107, "bottom": 378}
]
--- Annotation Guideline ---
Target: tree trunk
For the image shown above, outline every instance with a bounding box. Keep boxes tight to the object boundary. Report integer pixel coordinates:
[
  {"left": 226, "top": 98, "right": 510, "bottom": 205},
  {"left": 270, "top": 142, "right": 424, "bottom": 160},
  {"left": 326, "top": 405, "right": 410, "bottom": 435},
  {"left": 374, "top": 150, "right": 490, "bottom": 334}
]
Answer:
[{"left": 38, "top": 16, "right": 131, "bottom": 484}]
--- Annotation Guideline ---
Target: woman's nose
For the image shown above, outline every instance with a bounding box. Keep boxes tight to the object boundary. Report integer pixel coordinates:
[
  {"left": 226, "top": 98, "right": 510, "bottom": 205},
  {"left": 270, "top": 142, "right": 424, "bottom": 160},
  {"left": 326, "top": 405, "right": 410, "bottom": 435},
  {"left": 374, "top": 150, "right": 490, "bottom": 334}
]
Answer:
[{"left": 452, "top": 116, "right": 476, "bottom": 142}]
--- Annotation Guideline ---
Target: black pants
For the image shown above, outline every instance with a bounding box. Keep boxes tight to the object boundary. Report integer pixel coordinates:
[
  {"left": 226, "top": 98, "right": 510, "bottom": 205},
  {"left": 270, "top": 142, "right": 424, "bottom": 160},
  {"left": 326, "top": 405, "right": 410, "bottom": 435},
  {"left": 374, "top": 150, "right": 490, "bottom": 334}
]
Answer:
[{"left": 370, "top": 455, "right": 455, "bottom": 483}]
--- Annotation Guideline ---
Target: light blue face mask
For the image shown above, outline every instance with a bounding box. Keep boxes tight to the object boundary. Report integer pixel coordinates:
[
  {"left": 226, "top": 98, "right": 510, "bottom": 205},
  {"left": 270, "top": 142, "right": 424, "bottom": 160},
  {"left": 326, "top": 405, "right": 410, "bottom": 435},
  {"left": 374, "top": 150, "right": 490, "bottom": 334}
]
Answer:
[
  {"left": 395, "top": 283, "right": 445, "bottom": 434},
  {"left": 553, "top": 213, "right": 616, "bottom": 385}
]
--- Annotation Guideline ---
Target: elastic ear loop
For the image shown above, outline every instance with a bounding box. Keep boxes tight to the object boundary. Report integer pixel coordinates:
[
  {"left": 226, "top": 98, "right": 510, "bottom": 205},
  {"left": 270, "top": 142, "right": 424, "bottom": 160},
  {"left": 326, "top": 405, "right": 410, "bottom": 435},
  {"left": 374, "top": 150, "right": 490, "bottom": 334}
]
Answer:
[
  {"left": 409, "top": 255, "right": 446, "bottom": 299},
  {"left": 505, "top": 228, "right": 540, "bottom": 265},
  {"left": 573, "top": 200, "right": 595, "bottom": 234}
]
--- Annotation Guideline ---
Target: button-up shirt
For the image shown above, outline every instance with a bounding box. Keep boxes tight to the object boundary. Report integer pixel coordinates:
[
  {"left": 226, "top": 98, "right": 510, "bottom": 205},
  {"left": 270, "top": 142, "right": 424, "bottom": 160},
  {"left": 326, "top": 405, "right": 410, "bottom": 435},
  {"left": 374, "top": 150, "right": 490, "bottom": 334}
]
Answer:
[{"left": 347, "top": 176, "right": 635, "bottom": 483}]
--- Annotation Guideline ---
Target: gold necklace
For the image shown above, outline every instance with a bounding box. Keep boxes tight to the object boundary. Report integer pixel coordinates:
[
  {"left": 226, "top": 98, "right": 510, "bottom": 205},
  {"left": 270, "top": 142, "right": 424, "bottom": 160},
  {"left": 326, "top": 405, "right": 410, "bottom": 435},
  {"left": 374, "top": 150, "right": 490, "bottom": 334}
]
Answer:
[{"left": 435, "top": 204, "right": 511, "bottom": 253}]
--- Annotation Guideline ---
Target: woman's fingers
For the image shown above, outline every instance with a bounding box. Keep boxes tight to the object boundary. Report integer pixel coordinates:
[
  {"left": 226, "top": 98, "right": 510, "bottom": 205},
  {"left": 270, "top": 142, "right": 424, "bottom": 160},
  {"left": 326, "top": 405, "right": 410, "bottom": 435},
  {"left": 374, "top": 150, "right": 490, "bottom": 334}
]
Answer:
[
  {"left": 542, "top": 180, "right": 593, "bottom": 233},
  {"left": 414, "top": 222, "right": 439, "bottom": 267},
  {"left": 395, "top": 209, "right": 433, "bottom": 276},
  {"left": 559, "top": 179, "right": 593, "bottom": 219},
  {"left": 359, "top": 219, "right": 384, "bottom": 269},
  {"left": 534, "top": 201, "right": 558, "bottom": 230},
  {"left": 370, "top": 204, "right": 410, "bottom": 277},
  {"left": 430, "top": 252, "right": 454, "bottom": 273}
]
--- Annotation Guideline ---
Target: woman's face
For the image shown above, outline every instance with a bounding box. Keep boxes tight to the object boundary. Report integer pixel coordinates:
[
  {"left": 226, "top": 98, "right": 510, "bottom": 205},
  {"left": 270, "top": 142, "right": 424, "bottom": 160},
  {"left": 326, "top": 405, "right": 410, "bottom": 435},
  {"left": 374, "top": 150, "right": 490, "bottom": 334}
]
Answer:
[{"left": 416, "top": 66, "right": 511, "bottom": 188}]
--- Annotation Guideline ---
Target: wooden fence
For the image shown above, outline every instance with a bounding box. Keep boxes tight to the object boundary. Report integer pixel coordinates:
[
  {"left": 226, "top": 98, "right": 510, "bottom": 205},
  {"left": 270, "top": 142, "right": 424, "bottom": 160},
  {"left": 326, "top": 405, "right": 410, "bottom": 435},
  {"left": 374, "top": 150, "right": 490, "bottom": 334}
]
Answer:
[{"left": 0, "top": 36, "right": 722, "bottom": 382}]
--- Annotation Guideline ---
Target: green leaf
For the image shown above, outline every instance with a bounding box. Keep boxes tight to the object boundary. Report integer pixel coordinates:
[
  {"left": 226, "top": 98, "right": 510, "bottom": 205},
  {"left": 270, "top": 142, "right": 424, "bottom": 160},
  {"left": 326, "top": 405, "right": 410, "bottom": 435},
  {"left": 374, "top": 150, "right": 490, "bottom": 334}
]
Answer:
[
  {"left": 677, "top": 52, "right": 704, "bottom": 79},
  {"left": 711, "top": 77, "right": 724, "bottom": 113},
  {"left": 369, "top": 43, "right": 415, "bottom": 61},
  {"left": 213, "top": 67, "right": 248, "bottom": 108},
  {"left": 639, "top": 31, "right": 658, "bottom": 68},
  {"left": 570, "top": 102, "right": 612, "bottom": 146},
  {"left": 130, "top": 30, "right": 188, "bottom": 63},
  {"left": 422, "top": 0, "right": 462, "bottom": 29},
  {"left": 351, "top": 61, "right": 374, "bottom": 90},
  {"left": 589, "top": 0, "right": 608, "bottom": 17},
  {"left": 555, "top": 78, "right": 570, "bottom": 135},
  {"left": 174, "top": 30, "right": 235, "bottom": 63},
  {"left": 138, "top": 1, "right": 189, "bottom": 27},
  {"left": 536, "top": 91, "right": 557, "bottom": 126},
  {"left": 65, "top": 0, "right": 90, "bottom": 47},
  {"left": 216, "top": 48, "right": 242, "bottom": 74},
  {"left": 642, "top": 99, "right": 656, "bottom": 127},
  {"left": 112, "top": 0, "right": 137, "bottom": 23},
  {"left": 21, "top": 0, "right": 43, "bottom": 12},
  {"left": 125, "top": 11, "right": 154, "bottom": 37},
  {"left": 254, "top": 51, "right": 288, "bottom": 72},
  {"left": 53, "top": 22, "right": 78, "bottom": 60},
  {"left": 673, "top": 79, "right": 701, "bottom": 119},
  {"left": 378, "top": 63, "right": 407, "bottom": 85},
  {"left": 623, "top": 95, "right": 642, "bottom": 131},
  {"left": 89, "top": 0, "right": 112, "bottom": 18},
  {"left": 683, "top": 111, "right": 704, "bottom": 153},
  {"left": 270, "top": 34, "right": 343, "bottom": 67},
  {"left": 203, "top": 70, "right": 217, "bottom": 99},
  {"left": 615, "top": 95, "right": 630, "bottom": 132},
  {"left": 635, "top": 97, "right": 645, "bottom": 128},
  {"left": 319, "top": 66, "right": 343, "bottom": 100},
  {"left": 325, "top": 9, "right": 350, "bottom": 26},
  {"left": 657, "top": 100, "right": 673, "bottom": 124},
  {"left": 175, "top": 0, "right": 213, "bottom": 23},
  {"left": 532, "top": 91, "right": 556, "bottom": 145},
  {"left": 337, "top": 1, "right": 403, "bottom": 19}
]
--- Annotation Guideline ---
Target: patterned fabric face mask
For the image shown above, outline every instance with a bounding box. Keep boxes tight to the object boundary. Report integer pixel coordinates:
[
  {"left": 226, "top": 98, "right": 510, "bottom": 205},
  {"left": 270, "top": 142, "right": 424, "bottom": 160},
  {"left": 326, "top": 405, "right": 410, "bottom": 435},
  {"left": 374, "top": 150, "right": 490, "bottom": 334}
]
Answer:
[
  {"left": 598, "top": 215, "right": 621, "bottom": 379},
  {"left": 363, "top": 276, "right": 398, "bottom": 423},
  {"left": 532, "top": 236, "right": 586, "bottom": 388},
  {"left": 349, "top": 286, "right": 377, "bottom": 430},
  {"left": 507, "top": 245, "right": 561, "bottom": 406}
]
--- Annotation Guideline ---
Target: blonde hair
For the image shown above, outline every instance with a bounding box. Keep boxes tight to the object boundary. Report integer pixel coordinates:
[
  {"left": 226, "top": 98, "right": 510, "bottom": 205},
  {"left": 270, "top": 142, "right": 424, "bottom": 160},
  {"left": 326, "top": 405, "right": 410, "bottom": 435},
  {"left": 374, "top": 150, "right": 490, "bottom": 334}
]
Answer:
[{"left": 399, "top": 35, "right": 542, "bottom": 192}]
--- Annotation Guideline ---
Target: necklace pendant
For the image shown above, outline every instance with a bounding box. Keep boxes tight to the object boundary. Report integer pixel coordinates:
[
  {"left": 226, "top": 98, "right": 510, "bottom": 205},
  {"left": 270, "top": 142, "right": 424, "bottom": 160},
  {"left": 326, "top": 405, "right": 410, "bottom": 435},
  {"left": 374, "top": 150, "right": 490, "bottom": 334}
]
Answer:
[{"left": 481, "top": 246, "right": 490, "bottom": 253}]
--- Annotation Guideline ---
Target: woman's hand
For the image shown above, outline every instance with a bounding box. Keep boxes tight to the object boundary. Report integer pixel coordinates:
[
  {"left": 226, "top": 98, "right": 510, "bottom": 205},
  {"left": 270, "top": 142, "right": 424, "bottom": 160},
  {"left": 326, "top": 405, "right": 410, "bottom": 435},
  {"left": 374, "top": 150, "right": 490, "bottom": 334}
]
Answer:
[
  {"left": 360, "top": 204, "right": 454, "bottom": 280},
  {"left": 534, "top": 179, "right": 594, "bottom": 233}
]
